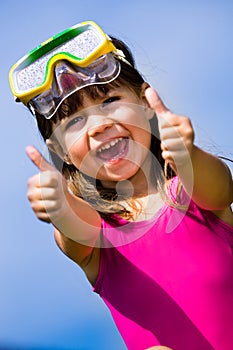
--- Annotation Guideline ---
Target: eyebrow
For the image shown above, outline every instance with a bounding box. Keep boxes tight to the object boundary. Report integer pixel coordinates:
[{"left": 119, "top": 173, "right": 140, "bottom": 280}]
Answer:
[{"left": 54, "top": 83, "right": 120, "bottom": 124}]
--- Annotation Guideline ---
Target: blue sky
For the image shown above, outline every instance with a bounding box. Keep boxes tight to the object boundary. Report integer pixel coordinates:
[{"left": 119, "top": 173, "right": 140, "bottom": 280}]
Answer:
[{"left": 1, "top": 1, "right": 233, "bottom": 349}]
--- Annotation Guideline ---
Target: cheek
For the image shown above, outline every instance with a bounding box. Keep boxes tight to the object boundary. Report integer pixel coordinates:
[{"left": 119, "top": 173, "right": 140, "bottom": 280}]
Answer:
[
  {"left": 65, "top": 134, "right": 89, "bottom": 167},
  {"left": 113, "top": 106, "right": 152, "bottom": 155},
  {"left": 114, "top": 105, "right": 151, "bottom": 133},
  {"left": 69, "top": 147, "right": 98, "bottom": 178},
  {"left": 66, "top": 136, "right": 99, "bottom": 178}
]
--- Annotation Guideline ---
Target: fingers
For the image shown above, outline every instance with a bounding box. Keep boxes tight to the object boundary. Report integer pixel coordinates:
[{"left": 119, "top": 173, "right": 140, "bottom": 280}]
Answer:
[
  {"left": 145, "top": 87, "right": 169, "bottom": 115},
  {"left": 30, "top": 198, "right": 62, "bottom": 215},
  {"left": 27, "top": 174, "right": 60, "bottom": 206},
  {"left": 28, "top": 171, "right": 59, "bottom": 189},
  {"left": 27, "top": 173, "right": 64, "bottom": 223},
  {"left": 27, "top": 181, "right": 59, "bottom": 201},
  {"left": 144, "top": 87, "right": 175, "bottom": 130},
  {"left": 26, "top": 145, "right": 54, "bottom": 172},
  {"left": 145, "top": 87, "right": 195, "bottom": 170}
]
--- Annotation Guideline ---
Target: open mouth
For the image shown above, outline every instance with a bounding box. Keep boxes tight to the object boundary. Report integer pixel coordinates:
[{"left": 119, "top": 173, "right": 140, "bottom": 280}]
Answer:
[{"left": 96, "top": 137, "right": 129, "bottom": 163}]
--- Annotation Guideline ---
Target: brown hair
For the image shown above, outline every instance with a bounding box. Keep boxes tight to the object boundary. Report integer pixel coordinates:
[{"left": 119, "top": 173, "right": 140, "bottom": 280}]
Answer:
[{"left": 34, "top": 36, "right": 175, "bottom": 221}]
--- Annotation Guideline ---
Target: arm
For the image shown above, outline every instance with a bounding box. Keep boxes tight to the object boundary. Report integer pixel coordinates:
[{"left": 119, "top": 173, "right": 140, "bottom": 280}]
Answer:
[
  {"left": 54, "top": 229, "right": 101, "bottom": 284},
  {"left": 145, "top": 87, "right": 233, "bottom": 211},
  {"left": 185, "top": 145, "right": 233, "bottom": 210}
]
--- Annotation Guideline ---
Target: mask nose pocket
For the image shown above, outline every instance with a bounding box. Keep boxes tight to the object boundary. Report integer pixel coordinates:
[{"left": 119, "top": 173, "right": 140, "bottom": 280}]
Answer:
[{"left": 53, "top": 60, "right": 89, "bottom": 97}]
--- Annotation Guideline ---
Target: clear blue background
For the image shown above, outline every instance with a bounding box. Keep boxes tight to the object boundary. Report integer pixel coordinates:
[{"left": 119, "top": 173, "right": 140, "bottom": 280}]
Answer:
[{"left": 1, "top": 1, "right": 232, "bottom": 349}]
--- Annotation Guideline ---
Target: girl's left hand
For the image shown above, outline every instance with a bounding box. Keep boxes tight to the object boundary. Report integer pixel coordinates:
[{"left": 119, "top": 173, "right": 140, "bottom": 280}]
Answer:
[{"left": 145, "top": 87, "right": 195, "bottom": 171}]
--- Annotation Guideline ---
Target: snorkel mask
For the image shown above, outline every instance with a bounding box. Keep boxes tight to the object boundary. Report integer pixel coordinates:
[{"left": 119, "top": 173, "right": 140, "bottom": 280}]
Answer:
[{"left": 9, "top": 21, "right": 128, "bottom": 119}]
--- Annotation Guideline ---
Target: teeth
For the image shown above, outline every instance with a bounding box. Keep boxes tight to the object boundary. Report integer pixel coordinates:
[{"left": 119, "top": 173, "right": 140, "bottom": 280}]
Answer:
[{"left": 98, "top": 138, "right": 123, "bottom": 153}]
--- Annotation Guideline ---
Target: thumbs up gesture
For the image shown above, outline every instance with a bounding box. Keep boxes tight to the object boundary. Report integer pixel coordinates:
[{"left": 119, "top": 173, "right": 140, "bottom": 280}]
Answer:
[
  {"left": 145, "top": 87, "right": 195, "bottom": 171},
  {"left": 26, "top": 145, "right": 101, "bottom": 244},
  {"left": 26, "top": 145, "right": 69, "bottom": 223}
]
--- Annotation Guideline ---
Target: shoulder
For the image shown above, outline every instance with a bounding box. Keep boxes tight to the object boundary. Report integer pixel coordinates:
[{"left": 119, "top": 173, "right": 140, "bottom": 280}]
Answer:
[
  {"left": 211, "top": 207, "right": 233, "bottom": 228},
  {"left": 169, "top": 176, "right": 233, "bottom": 228}
]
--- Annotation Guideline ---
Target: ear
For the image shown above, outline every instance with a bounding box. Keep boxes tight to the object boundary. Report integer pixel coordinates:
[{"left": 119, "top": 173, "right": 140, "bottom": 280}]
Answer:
[
  {"left": 46, "top": 139, "right": 72, "bottom": 165},
  {"left": 140, "top": 82, "right": 154, "bottom": 120}
]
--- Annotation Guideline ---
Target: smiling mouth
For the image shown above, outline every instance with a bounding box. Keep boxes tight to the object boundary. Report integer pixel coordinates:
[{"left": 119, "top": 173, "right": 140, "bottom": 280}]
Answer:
[{"left": 96, "top": 137, "right": 129, "bottom": 163}]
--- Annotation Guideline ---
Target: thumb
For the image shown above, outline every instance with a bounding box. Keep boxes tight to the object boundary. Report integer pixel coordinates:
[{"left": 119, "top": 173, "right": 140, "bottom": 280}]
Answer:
[
  {"left": 145, "top": 87, "right": 169, "bottom": 116},
  {"left": 26, "top": 145, "right": 54, "bottom": 172}
]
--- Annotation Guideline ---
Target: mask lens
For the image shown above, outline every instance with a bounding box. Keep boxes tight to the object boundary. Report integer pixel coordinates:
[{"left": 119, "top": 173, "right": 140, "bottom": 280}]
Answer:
[
  {"left": 31, "top": 89, "right": 55, "bottom": 116},
  {"left": 29, "top": 53, "right": 121, "bottom": 119},
  {"left": 94, "top": 54, "right": 119, "bottom": 80}
]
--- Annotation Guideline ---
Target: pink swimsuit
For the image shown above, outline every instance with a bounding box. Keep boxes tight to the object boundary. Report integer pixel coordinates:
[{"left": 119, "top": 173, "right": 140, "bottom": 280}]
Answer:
[{"left": 93, "top": 177, "right": 233, "bottom": 350}]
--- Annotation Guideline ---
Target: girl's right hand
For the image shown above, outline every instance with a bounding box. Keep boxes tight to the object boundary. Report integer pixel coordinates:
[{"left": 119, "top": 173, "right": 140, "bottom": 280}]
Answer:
[{"left": 26, "top": 145, "right": 69, "bottom": 224}]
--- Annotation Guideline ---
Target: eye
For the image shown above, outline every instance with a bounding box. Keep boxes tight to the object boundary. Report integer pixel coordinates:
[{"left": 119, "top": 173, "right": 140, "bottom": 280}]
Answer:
[
  {"left": 65, "top": 115, "right": 86, "bottom": 131},
  {"left": 102, "top": 96, "right": 120, "bottom": 107}
]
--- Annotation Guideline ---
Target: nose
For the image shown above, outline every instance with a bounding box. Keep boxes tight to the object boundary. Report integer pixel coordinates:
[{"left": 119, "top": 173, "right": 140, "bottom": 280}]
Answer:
[{"left": 87, "top": 114, "right": 114, "bottom": 137}]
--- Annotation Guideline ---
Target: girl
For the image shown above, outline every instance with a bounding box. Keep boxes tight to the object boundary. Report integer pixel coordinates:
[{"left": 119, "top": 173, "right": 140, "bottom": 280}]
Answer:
[{"left": 9, "top": 21, "right": 233, "bottom": 350}]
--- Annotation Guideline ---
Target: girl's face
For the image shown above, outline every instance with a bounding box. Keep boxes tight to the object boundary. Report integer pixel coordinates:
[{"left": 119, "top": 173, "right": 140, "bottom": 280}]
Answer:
[{"left": 51, "top": 84, "right": 153, "bottom": 188}]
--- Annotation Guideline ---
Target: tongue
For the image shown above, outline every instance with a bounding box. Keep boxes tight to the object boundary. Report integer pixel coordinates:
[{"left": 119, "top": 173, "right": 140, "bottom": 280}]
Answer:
[{"left": 98, "top": 138, "right": 127, "bottom": 161}]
